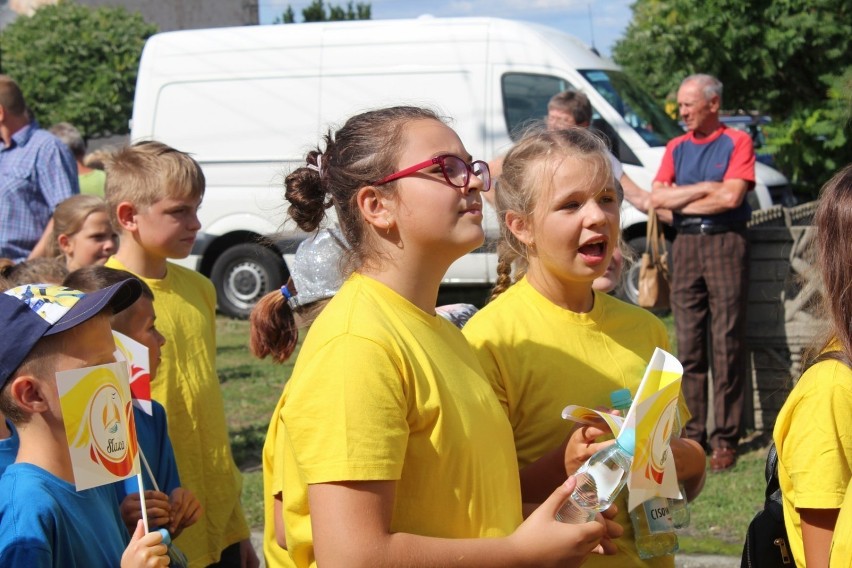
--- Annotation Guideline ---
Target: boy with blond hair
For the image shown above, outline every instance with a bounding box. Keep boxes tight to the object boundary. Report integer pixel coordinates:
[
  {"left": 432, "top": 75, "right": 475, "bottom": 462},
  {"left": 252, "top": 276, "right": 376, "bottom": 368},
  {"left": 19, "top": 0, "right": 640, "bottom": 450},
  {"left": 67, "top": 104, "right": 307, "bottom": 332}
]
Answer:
[
  {"left": 0, "top": 280, "right": 169, "bottom": 567},
  {"left": 105, "top": 141, "right": 256, "bottom": 567}
]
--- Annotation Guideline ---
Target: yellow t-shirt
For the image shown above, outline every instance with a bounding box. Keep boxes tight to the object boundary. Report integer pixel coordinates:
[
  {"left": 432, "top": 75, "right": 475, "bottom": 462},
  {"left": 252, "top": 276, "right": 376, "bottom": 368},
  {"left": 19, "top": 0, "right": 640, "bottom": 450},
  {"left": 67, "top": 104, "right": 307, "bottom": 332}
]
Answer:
[
  {"left": 463, "top": 277, "right": 672, "bottom": 568},
  {"left": 773, "top": 356, "right": 852, "bottom": 568},
  {"left": 262, "top": 393, "right": 295, "bottom": 567},
  {"left": 278, "top": 273, "right": 523, "bottom": 568},
  {"left": 106, "top": 257, "right": 249, "bottom": 567}
]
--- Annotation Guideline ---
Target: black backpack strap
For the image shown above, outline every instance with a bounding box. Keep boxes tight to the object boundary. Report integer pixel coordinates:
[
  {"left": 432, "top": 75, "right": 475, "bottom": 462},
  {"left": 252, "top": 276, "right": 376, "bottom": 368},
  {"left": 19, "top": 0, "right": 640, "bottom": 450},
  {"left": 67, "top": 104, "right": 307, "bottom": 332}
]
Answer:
[{"left": 764, "top": 442, "right": 782, "bottom": 507}]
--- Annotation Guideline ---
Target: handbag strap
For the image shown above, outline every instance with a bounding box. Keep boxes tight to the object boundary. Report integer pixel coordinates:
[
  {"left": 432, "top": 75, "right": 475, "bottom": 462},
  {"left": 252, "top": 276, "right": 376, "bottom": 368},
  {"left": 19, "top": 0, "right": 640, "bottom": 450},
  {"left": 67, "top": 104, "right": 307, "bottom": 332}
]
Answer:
[{"left": 645, "top": 206, "right": 667, "bottom": 260}]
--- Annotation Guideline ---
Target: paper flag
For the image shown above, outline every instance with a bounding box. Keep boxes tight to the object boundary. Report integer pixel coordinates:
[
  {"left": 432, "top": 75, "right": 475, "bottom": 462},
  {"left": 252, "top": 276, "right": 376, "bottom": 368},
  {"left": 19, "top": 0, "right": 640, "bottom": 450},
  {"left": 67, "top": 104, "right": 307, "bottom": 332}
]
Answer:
[
  {"left": 113, "top": 331, "right": 153, "bottom": 416},
  {"left": 561, "top": 347, "right": 684, "bottom": 512},
  {"left": 560, "top": 405, "right": 625, "bottom": 435},
  {"left": 622, "top": 348, "right": 683, "bottom": 512},
  {"left": 57, "top": 361, "right": 141, "bottom": 491}
]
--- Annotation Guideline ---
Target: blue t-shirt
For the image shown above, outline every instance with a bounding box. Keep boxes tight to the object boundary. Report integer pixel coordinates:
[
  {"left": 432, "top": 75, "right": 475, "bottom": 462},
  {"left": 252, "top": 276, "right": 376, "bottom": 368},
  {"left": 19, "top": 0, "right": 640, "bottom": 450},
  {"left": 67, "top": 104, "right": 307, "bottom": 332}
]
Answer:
[
  {"left": 0, "top": 420, "right": 19, "bottom": 476},
  {"left": 0, "top": 463, "right": 128, "bottom": 567},
  {"left": 116, "top": 401, "right": 181, "bottom": 507}
]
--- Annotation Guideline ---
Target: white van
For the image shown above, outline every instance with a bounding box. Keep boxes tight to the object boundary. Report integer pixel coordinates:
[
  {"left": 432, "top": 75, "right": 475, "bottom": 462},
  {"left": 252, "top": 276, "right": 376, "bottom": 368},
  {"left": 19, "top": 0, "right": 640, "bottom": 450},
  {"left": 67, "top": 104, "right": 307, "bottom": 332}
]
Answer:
[{"left": 131, "top": 16, "right": 791, "bottom": 317}]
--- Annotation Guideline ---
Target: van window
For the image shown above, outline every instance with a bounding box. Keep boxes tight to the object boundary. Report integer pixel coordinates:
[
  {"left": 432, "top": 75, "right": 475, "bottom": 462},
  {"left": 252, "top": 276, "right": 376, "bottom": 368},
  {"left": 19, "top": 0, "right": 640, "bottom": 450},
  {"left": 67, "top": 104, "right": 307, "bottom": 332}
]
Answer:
[
  {"left": 501, "top": 73, "right": 571, "bottom": 141},
  {"left": 579, "top": 70, "right": 682, "bottom": 147}
]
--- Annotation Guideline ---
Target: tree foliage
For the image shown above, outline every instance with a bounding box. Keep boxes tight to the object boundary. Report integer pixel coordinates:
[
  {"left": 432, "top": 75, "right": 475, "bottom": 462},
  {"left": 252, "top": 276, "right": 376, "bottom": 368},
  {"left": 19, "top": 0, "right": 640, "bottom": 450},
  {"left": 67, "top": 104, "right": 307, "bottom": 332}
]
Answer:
[
  {"left": 275, "top": 6, "right": 296, "bottom": 24},
  {"left": 0, "top": 0, "right": 157, "bottom": 139},
  {"left": 277, "top": 1, "right": 371, "bottom": 24},
  {"left": 613, "top": 0, "right": 852, "bottom": 191}
]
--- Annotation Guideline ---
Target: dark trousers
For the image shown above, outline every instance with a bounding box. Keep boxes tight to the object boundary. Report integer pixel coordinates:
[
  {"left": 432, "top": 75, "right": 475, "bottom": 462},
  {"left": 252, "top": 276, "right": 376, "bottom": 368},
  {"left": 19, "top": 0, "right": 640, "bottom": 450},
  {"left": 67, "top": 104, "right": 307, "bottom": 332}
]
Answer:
[
  {"left": 671, "top": 230, "right": 749, "bottom": 451},
  {"left": 206, "top": 542, "right": 242, "bottom": 568}
]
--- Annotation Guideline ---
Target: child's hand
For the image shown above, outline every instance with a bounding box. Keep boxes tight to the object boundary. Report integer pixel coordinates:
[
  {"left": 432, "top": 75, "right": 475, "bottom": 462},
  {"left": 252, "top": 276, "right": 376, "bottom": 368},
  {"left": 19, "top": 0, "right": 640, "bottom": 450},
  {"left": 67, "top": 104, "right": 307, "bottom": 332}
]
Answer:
[
  {"left": 168, "top": 487, "right": 203, "bottom": 538},
  {"left": 563, "top": 424, "right": 613, "bottom": 476},
  {"left": 121, "top": 520, "right": 169, "bottom": 568},
  {"left": 593, "top": 504, "right": 624, "bottom": 554},
  {"left": 120, "top": 491, "right": 171, "bottom": 533},
  {"left": 508, "top": 477, "right": 611, "bottom": 568}
]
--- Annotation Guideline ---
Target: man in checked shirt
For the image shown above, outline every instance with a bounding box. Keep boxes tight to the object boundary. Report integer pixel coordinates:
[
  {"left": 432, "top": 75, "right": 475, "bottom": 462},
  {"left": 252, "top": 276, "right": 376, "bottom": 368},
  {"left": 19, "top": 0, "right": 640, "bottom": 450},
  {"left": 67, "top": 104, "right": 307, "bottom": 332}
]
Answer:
[{"left": 0, "top": 75, "right": 79, "bottom": 262}]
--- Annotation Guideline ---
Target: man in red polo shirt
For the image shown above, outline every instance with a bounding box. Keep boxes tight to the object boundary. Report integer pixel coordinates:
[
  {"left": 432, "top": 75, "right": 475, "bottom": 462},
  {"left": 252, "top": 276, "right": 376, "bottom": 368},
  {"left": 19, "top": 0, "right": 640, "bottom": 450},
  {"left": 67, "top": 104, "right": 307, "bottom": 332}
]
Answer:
[{"left": 651, "top": 74, "right": 755, "bottom": 473}]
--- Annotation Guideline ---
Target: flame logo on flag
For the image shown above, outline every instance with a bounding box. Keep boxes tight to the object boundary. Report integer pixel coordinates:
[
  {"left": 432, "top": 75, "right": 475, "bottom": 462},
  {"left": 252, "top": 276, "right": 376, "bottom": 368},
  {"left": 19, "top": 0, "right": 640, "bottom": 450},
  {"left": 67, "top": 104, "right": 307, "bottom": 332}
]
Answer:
[
  {"left": 59, "top": 364, "right": 141, "bottom": 489},
  {"left": 82, "top": 384, "right": 139, "bottom": 477},
  {"left": 644, "top": 400, "right": 677, "bottom": 484}
]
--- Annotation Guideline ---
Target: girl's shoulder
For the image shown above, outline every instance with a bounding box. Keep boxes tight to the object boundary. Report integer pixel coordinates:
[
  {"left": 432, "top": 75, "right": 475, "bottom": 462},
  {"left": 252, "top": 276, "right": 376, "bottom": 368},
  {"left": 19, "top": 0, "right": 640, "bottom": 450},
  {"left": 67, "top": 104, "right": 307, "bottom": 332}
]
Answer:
[
  {"left": 464, "top": 281, "right": 527, "bottom": 325},
  {"left": 596, "top": 293, "right": 668, "bottom": 331},
  {"left": 796, "top": 355, "right": 852, "bottom": 391}
]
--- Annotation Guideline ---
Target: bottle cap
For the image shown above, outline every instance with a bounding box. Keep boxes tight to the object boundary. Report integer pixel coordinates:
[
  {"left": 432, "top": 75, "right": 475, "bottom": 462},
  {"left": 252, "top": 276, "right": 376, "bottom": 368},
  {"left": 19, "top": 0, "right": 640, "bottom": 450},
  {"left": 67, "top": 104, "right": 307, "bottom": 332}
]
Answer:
[
  {"left": 610, "top": 388, "right": 633, "bottom": 411},
  {"left": 616, "top": 428, "right": 636, "bottom": 456},
  {"left": 157, "top": 528, "right": 171, "bottom": 546}
]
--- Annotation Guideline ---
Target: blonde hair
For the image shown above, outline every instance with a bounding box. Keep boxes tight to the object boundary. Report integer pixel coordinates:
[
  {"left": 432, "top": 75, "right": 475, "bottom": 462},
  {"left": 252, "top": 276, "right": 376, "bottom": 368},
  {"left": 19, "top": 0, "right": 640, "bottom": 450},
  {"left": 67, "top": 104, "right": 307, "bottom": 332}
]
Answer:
[
  {"left": 49, "top": 194, "right": 111, "bottom": 257},
  {"left": 84, "top": 146, "right": 117, "bottom": 170},
  {"left": 490, "top": 127, "right": 614, "bottom": 301},
  {"left": 105, "top": 141, "right": 205, "bottom": 227}
]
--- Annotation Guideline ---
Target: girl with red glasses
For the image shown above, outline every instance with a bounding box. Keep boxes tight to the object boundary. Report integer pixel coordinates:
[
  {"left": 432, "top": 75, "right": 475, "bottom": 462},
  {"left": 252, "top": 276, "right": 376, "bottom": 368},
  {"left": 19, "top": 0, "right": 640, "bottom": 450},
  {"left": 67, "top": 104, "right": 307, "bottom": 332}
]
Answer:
[{"left": 253, "top": 106, "right": 621, "bottom": 567}]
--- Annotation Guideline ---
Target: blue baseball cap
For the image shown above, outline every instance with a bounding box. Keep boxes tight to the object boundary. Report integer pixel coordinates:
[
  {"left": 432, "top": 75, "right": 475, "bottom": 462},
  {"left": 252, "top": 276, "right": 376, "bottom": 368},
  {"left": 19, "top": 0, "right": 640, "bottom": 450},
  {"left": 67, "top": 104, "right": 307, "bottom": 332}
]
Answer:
[{"left": 0, "top": 279, "right": 142, "bottom": 387}]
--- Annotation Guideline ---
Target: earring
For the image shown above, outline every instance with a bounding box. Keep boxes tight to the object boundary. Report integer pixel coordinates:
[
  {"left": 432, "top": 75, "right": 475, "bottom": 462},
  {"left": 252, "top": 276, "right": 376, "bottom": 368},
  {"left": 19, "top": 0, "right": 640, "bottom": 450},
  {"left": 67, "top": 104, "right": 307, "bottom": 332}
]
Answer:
[{"left": 384, "top": 217, "right": 392, "bottom": 235}]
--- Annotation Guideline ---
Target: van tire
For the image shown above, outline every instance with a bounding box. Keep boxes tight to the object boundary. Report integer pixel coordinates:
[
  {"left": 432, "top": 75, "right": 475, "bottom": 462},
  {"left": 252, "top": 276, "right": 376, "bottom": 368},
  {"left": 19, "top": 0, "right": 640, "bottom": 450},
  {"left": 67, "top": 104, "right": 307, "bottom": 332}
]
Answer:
[
  {"left": 211, "top": 243, "right": 288, "bottom": 319},
  {"left": 619, "top": 235, "right": 673, "bottom": 315}
]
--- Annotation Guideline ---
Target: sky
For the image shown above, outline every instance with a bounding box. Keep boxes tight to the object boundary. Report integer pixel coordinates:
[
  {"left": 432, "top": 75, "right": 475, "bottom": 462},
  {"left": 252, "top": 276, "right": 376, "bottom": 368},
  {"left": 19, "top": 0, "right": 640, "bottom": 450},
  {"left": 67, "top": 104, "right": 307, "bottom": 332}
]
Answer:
[{"left": 257, "top": 0, "right": 635, "bottom": 58}]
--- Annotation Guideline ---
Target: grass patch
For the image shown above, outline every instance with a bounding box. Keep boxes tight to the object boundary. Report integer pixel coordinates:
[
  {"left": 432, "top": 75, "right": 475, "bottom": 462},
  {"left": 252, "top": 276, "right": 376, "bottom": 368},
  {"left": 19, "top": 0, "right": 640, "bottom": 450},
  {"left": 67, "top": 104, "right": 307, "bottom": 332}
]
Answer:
[
  {"left": 218, "top": 312, "right": 768, "bottom": 559},
  {"left": 678, "top": 445, "right": 766, "bottom": 555},
  {"left": 242, "top": 470, "right": 265, "bottom": 529},
  {"left": 216, "top": 316, "right": 293, "bottom": 528}
]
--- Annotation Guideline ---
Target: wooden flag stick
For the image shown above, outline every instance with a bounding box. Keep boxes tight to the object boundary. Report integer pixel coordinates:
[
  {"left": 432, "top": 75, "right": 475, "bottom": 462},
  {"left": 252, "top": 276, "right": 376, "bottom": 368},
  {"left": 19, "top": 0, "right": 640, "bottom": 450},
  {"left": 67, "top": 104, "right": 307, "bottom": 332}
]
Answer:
[{"left": 136, "top": 472, "right": 149, "bottom": 534}]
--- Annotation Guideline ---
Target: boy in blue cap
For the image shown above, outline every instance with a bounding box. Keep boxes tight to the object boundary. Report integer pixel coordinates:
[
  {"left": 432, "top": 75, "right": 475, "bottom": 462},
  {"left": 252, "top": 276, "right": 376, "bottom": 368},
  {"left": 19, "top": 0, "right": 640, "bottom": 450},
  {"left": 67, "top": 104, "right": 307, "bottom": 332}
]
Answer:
[{"left": 0, "top": 281, "right": 170, "bottom": 567}]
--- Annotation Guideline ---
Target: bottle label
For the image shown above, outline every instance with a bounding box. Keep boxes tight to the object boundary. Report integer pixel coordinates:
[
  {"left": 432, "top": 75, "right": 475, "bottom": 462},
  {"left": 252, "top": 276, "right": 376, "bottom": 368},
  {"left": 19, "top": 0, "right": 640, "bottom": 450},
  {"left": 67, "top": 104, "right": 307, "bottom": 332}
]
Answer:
[{"left": 643, "top": 498, "right": 674, "bottom": 533}]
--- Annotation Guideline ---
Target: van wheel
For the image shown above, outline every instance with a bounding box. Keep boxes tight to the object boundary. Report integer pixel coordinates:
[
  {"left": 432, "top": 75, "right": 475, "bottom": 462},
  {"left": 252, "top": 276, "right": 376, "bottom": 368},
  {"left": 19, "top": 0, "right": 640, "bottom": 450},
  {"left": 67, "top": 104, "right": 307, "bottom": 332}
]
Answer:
[
  {"left": 211, "top": 243, "right": 288, "bottom": 319},
  {"left": 618, "top": 236, "right": 673, "bottom": 314}
]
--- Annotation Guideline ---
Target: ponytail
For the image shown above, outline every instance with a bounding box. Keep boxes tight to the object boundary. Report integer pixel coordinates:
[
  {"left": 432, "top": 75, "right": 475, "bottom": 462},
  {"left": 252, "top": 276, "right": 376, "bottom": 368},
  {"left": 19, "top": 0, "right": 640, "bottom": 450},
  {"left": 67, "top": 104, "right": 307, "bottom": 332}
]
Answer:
[{"left": 250, "top": 286, "right": 299, "bottom": 363}]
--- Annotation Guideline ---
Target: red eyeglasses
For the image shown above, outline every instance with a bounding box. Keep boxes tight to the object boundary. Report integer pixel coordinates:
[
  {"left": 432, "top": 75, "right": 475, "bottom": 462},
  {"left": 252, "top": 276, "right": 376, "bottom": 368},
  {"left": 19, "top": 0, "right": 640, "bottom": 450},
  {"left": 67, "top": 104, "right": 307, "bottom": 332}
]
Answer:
[{"left": 373, "top": 154, "right": 491, "bottom": 193}]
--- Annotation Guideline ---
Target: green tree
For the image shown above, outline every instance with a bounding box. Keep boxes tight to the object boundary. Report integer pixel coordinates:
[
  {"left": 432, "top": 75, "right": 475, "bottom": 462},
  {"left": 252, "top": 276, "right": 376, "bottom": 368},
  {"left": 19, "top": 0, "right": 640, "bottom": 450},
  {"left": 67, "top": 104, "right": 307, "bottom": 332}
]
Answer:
[
  {"left": 613, "top": 0, "right": 852, "bottom": 190},
  {"left": 0, "top": 0, "right": 157, "bottom": 139},
  {"left": 767, "top": 70, "right": 852, "bottom": 194},
  {"left": 277, "top": 1, "right": 371, "bottom": 23},
  {"left": 273, "top": 6, "right": 296, "bottom": 23},
  {"left": 302, "top": 0, "right": 325, "bottom": 22}
]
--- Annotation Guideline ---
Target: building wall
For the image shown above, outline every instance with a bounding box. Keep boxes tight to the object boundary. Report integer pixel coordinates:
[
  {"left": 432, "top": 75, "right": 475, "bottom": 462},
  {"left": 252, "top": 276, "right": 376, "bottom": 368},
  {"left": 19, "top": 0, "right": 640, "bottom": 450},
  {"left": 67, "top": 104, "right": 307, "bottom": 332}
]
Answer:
[{"left": 3, "top": 0, "right": 258, "bottom": 30}]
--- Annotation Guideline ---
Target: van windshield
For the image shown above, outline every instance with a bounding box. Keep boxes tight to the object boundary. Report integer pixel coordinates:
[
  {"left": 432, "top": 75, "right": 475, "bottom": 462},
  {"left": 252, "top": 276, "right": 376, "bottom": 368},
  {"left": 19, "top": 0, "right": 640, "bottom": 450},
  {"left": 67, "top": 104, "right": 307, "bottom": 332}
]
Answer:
[{"left": 579, "top": 70, "right": 683, "bottom": 147}]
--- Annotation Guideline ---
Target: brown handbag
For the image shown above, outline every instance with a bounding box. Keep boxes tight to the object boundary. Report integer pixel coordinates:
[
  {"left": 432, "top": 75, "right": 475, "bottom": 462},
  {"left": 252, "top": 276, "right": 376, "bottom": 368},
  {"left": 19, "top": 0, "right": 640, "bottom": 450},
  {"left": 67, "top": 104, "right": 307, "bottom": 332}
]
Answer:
[{"left": 638, "top": 207, "right": 670, "bottom": 309}]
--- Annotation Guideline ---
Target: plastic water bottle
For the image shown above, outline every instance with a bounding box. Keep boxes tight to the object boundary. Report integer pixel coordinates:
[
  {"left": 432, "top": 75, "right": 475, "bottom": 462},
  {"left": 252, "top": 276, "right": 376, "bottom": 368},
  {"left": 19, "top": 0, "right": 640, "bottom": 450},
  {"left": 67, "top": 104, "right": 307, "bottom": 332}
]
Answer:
[
  {"left": 610, "top": 388, "right": 678, "bottom": 559},
  {"left": 668, "top": 409, "right": 691, "bottom": 529},
  {"left": 555, "top": 428, "right": 635, "bottom": 524},
  {"left": 157, "top": 529, "right": 190, "bottom": 568}
]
